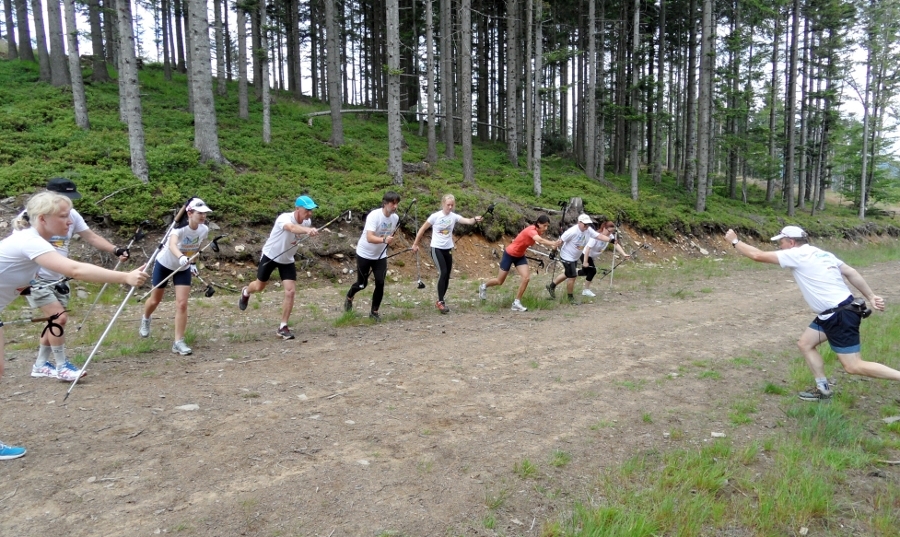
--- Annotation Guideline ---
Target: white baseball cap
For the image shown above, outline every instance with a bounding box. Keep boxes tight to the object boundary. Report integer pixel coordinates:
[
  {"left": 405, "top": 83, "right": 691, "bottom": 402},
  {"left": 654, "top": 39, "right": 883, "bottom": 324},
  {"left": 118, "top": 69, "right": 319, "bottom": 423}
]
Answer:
[
  {"left": 771, "top": 225, "right": 806, "bottom": 241},
  {"left": 187, "top": 198, "right": 213, "bottom": 213},
  {"left": 577, "top": 214, "right": 595, "bottom": 225}
]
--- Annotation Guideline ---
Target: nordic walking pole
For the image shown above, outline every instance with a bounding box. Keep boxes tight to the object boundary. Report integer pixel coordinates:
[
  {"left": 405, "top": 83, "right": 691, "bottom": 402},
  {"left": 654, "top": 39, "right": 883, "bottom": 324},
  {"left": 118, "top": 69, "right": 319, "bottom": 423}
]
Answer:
[
  {"left": 135, "top": 235, "right": 227, "bottom": 302},
  {"left": 414, "top": 202, "right": 425, "bottom": 289},
  {"left": 74, "top": 221, "right": 149, "bottom": 332},
  {"left": 64, "top": 202, "right": 190, "bottom": 402}
]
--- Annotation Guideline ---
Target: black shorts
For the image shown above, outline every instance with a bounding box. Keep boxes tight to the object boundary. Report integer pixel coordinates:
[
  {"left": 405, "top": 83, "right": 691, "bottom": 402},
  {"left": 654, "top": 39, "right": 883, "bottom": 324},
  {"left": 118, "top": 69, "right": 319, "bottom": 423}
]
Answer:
[
  {"left": 561, "top": 259, "right": 578, "bottom": 278},
  {"left": 811, "top": 303, "right": 862, "bottom": 354},
  {"left": 499, "top": 251, "right": 528, "bottom": 271},
  {"left": 257, "top": 255, "right": 297, "bottom": 282},
  {"left": 152, "top": 262, "right": 191, "bottom": 287}
]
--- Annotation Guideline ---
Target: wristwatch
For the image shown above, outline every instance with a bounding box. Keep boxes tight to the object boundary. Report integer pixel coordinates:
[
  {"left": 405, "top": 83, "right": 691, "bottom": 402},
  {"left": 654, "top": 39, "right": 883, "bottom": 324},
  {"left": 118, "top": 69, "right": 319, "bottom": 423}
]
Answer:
[{"left": 731, "top": 238, "right": 739, "bottom": 247}]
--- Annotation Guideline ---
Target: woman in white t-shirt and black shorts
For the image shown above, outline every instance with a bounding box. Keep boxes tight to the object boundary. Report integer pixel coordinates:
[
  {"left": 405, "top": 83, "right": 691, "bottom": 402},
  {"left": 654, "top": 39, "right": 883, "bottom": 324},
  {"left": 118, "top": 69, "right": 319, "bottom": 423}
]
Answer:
[
  {"left": 139, "top": 198, "right": 212, "bottom": 355},
  {"left": 411, "top": 194, "right": 482, "bottom": 313}
]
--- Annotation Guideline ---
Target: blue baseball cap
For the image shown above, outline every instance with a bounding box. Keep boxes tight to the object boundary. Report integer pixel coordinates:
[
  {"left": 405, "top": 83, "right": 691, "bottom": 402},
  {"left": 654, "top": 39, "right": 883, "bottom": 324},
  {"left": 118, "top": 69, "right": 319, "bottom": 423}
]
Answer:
[{"left": 295, "top": 195, "right": 318, "bottom": 209}]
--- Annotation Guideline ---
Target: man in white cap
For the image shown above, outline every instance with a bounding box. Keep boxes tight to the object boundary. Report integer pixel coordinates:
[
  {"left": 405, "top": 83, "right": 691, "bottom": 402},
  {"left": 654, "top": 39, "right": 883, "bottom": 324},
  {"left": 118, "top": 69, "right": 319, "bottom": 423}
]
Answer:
[
  {"left": 725, "top": 225, "right": 899, "bottom": 401},
  {"left": 21, "top": 178, "right": 130, "bottom": 381},
  {"left": 238, "top": 195, "right": 319, "bottom": 340},
  {"left": 546, "top": 214, "right": 607, "bottom": 304}
]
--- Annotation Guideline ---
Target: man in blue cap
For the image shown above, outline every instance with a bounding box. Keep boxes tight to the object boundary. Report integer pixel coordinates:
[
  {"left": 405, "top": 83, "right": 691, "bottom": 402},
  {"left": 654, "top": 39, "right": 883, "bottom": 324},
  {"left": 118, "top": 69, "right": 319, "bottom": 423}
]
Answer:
[{"left": 238, "top": 195, "right": 319, "bottom": 339}]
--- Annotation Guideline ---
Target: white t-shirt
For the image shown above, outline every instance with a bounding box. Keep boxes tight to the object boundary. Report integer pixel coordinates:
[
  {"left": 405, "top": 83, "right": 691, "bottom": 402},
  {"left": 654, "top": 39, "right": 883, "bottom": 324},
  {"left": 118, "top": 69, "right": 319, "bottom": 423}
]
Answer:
[
  {"left": 558, "top": 224, "right": 600, "bottom": 262},
  {"left": 0, "top": 227, "right": 56, "bottom": 313},
  {"left": 356, "top": 208, "right": 399, "bottom": 260},
  {"left": 426, "top": 210, "right": 462, "bottom": 250},
  {"left": 776, "top": 244, "right": 852, "bottom": 315},
  {"left": 583, "top": 234, "right": 614, "bottom": 260},
  {"left": 14, "top": 208, "right": 89, "bottom": 280},
  {"left": 157, "top": 224, "right": 210, "bottom": 271},
  {"left": 261, "top": 212, "right": 312, "bottom": 264}
]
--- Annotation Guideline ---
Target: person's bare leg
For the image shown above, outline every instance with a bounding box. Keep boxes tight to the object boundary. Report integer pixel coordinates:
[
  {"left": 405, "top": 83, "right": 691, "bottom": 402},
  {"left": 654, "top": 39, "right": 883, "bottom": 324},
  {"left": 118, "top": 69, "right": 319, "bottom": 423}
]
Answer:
[
  {"left": 143, "top": 288, "right": 166, "bottom": 319},
  {"left": 281, "top": 280, "right": 296, "bottom": 325},
  {"left": 485, "top": 269, "right": 509, "bottom": 288},
  {"left": 514, "top": 264, "right": 531, "bottom": 300},
  {"left": 246, "top": 279, "right": 268, "bottom": 295},
  {"left": 797, "top": 327, "right": 829, "bottom": 379},
  {"left": 173, "top": 285, "right": 190, "bottom": 341},
  {"left": 836, "top": 352, "right": 900, "bottom": 381}
]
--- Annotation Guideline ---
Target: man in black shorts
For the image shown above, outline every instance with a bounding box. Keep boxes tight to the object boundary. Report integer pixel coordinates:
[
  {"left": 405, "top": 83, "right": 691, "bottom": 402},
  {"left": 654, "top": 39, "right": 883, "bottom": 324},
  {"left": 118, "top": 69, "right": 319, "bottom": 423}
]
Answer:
[
  {"left": 238, "top": 196, "right": 319, "bottom": 339},
  {"left": 726, "top": 226, "right": 898, "bottom": 401}
]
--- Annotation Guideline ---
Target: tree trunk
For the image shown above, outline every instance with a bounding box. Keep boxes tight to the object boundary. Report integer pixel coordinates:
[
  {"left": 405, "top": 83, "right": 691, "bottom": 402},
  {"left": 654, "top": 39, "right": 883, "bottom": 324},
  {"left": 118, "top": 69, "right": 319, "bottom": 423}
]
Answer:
[
  {"left": 506, "top": 0, "right": 518, "bottom": 166},
  {"left": 585, "top": 0, "right": 596, "bottom": 179},
  {"left": 116, "top": 0, "right": 148, "bottom": 181},
  {"left": 237, "top": 2, "right": 248, "bottom": 119},
  {"left": 386, "top": 0, "right": 403, "bottom": 185},
  {"left": 188, "top": 0, "right": 226, "bottom": 162},
  {"left": 652, "top": 0, "right": 665, "bottom": 184},
  {"left": 46, "top": 0, "right": 70, "bottom": 86},
  {"left": 440, "top": 0, "right": 454, "bottom": 158},
  {"left": 214, "top": 0, "right": 226, "bottom": 95},
  {"left": 86, "top": 0, "right": 109, "bottom": 82},
  {"left": 629, "top": 0, "right": 640, "bottom": 200},
  {"left": 525, "top": 0, "right": 532, "bottom": 170},
  {"left": 766, "top": 16, "right": 779, "bottom": 202},
  {"left": 31, "top": 0, "right": 52, "bottom": 82},
  {"left": 325, "top": 0, "right": 343, "bottom": 146},
  {"left": 531, "top": 0, "right": 542, "bottom": 197},
  {"left": 597, "top": 1, "right": 606, "bottom": 181},
  {"left": 63, "top": 0, "right": 89, "bottom": 129},
  {"left": 15, "top": 0, "right": 34, "bottom": 60},
  {"left": 4, "top": 0, "right": 19, "bottom": 60},
  {"left": 460, "top": 0, "right": 474, "bottom": 183},
  {"left": 173, "top": 0, "right": 185, "bottom": 71},
  {"left": 161, "top": 0, "right": 172, "bottom": 80},
  {"left": 784, "top": 0, "right": 800, "bottom": 216},
  {"left": 694, "top": 0, "right": 712, "bottom": 212},
  {"left": 425, "top": 0, "right": 437, "bottom": 163},
  {"left": 681, "top": 0, "right": 697, "bottom": 192},
  {"left": 259, "top": 0, "right": 270, "bottom": 143}
]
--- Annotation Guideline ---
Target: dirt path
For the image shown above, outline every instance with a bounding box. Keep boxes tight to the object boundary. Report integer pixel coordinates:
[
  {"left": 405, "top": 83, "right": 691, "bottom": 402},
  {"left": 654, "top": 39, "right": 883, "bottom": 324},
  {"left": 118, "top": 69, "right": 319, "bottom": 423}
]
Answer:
[{"left": 1, "top": 255, "right": 898, "bottom": 537}]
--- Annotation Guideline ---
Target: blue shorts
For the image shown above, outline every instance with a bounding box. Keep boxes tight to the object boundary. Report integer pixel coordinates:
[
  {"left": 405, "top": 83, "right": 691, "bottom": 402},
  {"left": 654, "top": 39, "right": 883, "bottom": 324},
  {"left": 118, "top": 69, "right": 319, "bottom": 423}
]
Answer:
[
  {"left": 499, "top": 251, "right": 528, "bottom": 272},
  {"left": 811, "top": 305, "right": 862, "bottom": 354},
  {"left": 152, "top": 262, "right": 191, "bottom": 288}
]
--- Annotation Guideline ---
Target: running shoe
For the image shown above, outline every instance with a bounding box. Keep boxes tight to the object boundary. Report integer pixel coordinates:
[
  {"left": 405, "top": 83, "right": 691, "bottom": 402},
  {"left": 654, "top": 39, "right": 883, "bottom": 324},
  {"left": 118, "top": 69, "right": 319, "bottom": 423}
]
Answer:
[
  {"left": 369, "top": 312, "right": 382, "bottom": 323},
  {"left": 478, "top": 283, "right": 487, "bottom": 300},
  {"left": 276, "top": 326, "right": 295, "bottom": 340},
  {"left": 798, "top": 386, "right": 833, "bottom": 402},
  {"left": 238, "top": 287, "right": 249, "bottom": 311},
  {"left": 545, "top": 283, "right": 556, "bottom": 299},
  {"left": 0, "top": 442, "right": 26, "bottom": 460},
  {"left": 139, "top": 317, "right": 151, "bottom": 338},
  {"left": 510, "top": 300, "right": 527, "bottom": 312},
  {"left": 31, "top": 361, "right": 57, "bottom": 379},
  {"left": 581, "top": 289, "right": 596, "bottom": 297},
  {"left": 436, "top": 301, "right": 449, "bottom": 314},
  {"left": 56, "top": 361, "right": 85, "bottom": 382},
  {"left": 344, "top": 296, "right": 353, "bottom": 312},
  {"left": 172, "top": 339, "right": 193, "bottom": 355}
]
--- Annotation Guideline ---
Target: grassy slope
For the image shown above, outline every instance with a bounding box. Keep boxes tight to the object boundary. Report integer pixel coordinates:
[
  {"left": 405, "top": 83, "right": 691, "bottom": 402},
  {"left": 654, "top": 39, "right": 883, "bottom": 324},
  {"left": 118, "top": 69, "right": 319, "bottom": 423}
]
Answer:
[{"left": 2, "top": 59, "right": 897, "bottom": 241}]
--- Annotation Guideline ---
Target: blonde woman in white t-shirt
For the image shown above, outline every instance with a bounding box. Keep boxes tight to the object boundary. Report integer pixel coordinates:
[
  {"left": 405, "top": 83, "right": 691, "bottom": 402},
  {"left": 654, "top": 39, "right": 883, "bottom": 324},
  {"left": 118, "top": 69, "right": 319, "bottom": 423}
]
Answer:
[
  {"left": 411, "top": 194, "right": 482, "bottom": 314},
  {"left": 0, "top": 192, "right": 147, "bottom": 460}
]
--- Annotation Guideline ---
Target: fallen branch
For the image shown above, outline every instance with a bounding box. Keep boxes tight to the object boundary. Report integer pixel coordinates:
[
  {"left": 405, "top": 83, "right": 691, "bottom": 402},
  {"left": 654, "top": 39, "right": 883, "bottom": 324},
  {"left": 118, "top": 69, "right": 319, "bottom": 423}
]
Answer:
[{"left": 237, "top": 358, "right": 271, "bottom": 364}]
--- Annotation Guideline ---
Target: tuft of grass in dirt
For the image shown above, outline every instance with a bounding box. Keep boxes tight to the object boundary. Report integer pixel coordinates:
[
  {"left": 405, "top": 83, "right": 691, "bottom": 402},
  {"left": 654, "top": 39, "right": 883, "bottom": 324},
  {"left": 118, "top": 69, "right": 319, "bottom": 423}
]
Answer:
[{"left": 514, "top": 458, "right": 539, "bottom": 479}]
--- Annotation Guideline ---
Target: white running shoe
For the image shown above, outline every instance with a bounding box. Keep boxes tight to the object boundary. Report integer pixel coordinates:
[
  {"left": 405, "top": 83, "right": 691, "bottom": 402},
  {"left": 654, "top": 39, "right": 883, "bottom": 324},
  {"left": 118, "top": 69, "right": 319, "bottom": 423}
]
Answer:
[
  {"left": 478, "top": 283, "right": 487, "bottom": 300},
  {"left": 510, "top": 300, "right": 527, "bottom": 312},
  {"left": 56, "top": 361, "right": 85, "bottom": 382},
  {"left": 172, "top": 340, "right": 193, "bottom": 355},
  {"left": 31, "top": 361, "right": 57, "bottom": 379},
  {"left": 139, "top": 317, "right": 151, "bottom": 338},
  {"left": 582, "top": 289, "right": 596, "bottom": 297}
]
